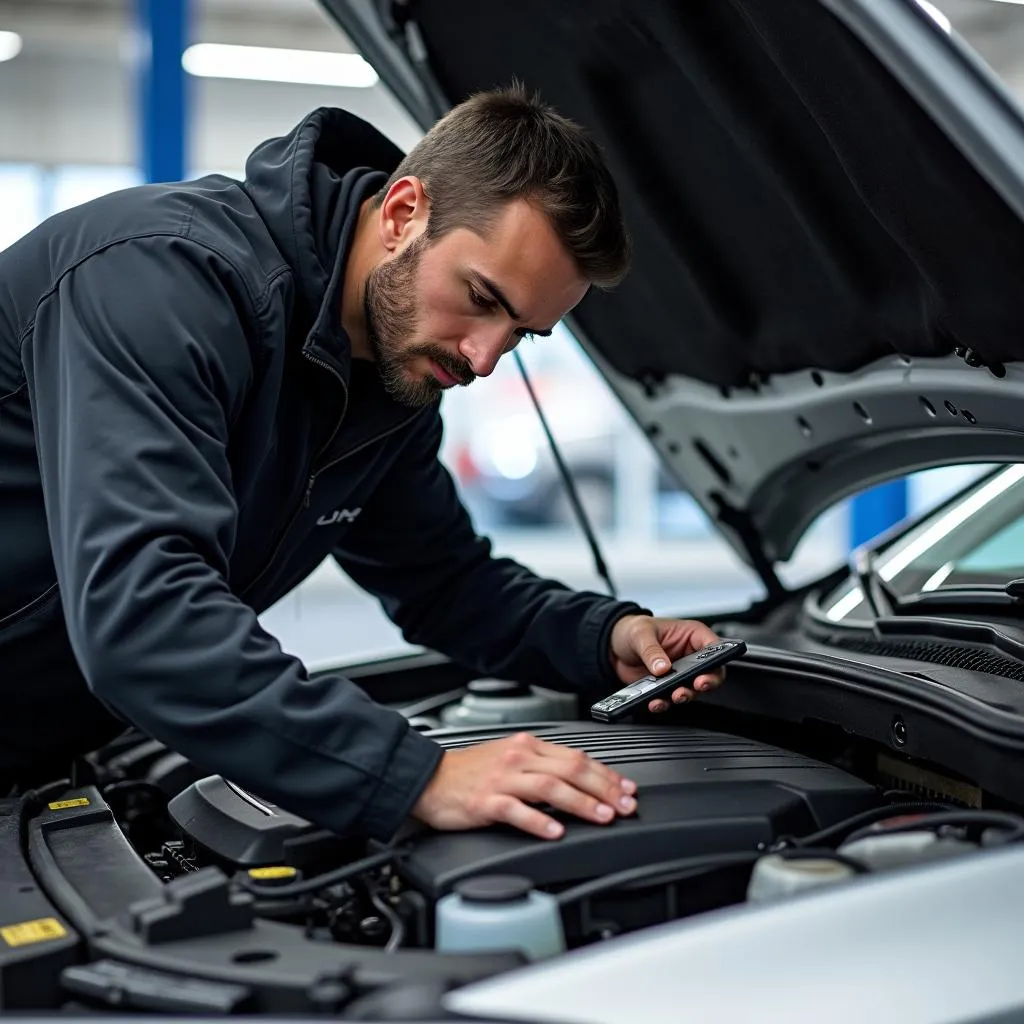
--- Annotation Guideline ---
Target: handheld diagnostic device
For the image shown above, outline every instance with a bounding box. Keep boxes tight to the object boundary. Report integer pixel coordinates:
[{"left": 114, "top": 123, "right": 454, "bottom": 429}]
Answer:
[{"left": 590, "top": 639, "right": 747, "bottom": 722}]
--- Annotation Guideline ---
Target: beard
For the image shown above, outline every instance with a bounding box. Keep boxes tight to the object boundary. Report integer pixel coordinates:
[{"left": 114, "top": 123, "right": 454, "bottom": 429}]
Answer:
[{"left": 363, "top": 235, "right": 476, "bottom": 408}]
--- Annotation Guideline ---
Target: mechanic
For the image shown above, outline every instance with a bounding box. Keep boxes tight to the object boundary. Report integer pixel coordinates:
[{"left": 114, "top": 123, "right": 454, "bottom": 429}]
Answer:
[{"left": 0, "top": 85, "right": 724, "bottom": 841}]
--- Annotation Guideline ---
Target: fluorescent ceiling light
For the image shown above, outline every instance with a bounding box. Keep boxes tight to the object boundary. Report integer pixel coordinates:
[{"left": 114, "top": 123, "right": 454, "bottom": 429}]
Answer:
[
  {"left": 182, "top": 43, "right": 378, "bottom": 89},
  {"left": 0, "top": 30, "right": 22, "bottom": 62}
]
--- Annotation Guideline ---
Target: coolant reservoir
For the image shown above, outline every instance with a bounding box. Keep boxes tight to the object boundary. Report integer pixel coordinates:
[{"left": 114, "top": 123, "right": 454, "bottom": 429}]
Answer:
[
  {"left": 746, "top": 854, "right": 856, "bottom": 903},
  {"left": 435, "top": 875, "right": 566, "bottom": 961},
  {"left": 439, "top": 679, "right": 577, "bottom": 727}
]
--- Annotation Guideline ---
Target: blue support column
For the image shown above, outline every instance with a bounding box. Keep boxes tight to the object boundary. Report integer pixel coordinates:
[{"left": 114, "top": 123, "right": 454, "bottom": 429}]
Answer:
[
  {"left": 136, "top": 0, "right": 189, "bottom": 183},
  {"left": 850, "top": 479, "right": 908, "bottom": 550}
]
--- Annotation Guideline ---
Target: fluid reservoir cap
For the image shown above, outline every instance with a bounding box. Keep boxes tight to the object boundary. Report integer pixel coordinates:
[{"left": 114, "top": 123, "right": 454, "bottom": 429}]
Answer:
[
  {"left": 467, "top": 678, "right": 531, "bottom": 698},
  {"left": 455, "top": 874, "right": 532, "bottom": 904},
  {"left": 247, "top": 865, "right": 298, "bottom": 886}
]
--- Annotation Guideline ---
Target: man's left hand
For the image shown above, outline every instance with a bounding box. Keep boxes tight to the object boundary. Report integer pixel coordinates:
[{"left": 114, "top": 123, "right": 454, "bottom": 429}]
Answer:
[{"left": 609, "top": 615, "right": 724, "bottom": 713}]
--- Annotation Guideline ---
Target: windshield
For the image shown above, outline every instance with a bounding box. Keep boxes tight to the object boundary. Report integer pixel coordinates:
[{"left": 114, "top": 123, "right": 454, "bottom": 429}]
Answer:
[{"left": 824, "top": 464, "right": 1024, "bottom": 622}]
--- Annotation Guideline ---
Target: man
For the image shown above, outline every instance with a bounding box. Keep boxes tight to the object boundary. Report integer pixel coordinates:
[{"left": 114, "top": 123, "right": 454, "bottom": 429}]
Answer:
[{"left": 0, "top": 86, "right": 723, "bottom": 842}]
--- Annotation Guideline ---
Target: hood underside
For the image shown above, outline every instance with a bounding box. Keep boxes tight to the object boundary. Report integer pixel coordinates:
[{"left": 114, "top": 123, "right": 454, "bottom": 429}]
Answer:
[{"left": 320, "top": 0, "right": 1024, "bottom": 578}]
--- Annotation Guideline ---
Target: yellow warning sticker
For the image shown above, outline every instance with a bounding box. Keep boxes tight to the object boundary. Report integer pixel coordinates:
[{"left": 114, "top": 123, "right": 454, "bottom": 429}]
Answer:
[
  {"left": 247, "top": 866, "right": 297, "bottom": 880},
  {"left": 1, "top": 917, "right": 68, "bottom": 947},
  {"left": 47, "top": 798, "right": 90, "bottom": 811}
]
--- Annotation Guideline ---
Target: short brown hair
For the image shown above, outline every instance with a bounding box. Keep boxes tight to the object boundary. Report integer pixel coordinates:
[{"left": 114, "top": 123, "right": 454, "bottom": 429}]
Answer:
[{"left": 377, "top": 84, "right": 631, "bottom": 288}]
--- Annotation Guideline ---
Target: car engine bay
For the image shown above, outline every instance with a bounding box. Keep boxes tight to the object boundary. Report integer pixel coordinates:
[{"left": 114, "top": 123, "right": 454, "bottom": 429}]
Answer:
[{"left": 4, "top": 661, "right": 1024, "bottom": 1018}]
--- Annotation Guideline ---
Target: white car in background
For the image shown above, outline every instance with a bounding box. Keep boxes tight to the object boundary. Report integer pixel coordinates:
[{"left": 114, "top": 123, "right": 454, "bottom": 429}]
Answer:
[{"left": 443, "top": 327, "right": 632, "bottom": 529}]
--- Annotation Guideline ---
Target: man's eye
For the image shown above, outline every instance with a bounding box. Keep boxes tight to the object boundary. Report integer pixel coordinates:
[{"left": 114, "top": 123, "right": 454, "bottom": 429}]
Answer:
[
  {"left": 469, "top": 288, "right": 494, "bottom": 310},
  {"left": 515, "top": 329, "right": 535, "bottom": 341}
]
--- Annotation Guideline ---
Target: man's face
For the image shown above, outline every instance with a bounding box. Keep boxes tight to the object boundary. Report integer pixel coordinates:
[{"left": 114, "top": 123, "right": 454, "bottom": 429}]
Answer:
[{"left": 363, "top": 198, "right": 589, "bottom": 408}]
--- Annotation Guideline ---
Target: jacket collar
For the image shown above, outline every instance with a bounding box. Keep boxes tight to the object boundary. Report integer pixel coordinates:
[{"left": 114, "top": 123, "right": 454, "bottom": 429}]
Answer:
[{"left": 243, "top": 107, "right": 403, "bottom": 378}]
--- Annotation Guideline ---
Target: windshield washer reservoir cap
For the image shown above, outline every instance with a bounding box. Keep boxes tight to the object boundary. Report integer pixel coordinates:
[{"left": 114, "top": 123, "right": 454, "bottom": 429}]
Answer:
[
  {"left": 455, "top": 874, "right": 532, "bottom": 904},
  {"left": 467, "top": 678, "right": 531, "bottom": 698},
  {"left": 246, "top": 866, "right": 298, "bottom": 886}
]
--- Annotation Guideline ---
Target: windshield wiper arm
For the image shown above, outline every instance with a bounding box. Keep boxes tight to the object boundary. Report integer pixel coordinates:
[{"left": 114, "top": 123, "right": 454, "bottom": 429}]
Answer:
[
  {"left": 892, "top": 583, "right": 1024, "bottom": 615},
  {"left": 854, "top": 551, "right": 1024, "bottom": 619}
]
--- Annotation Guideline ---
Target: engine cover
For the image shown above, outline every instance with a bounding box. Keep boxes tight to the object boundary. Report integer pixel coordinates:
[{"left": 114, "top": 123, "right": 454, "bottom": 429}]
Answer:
[
  {"left": 397, "top": 723, "right": 877, "bottom": 898},
  {"left": 168, "top": 723, "right": 877, "bottom": 892}
]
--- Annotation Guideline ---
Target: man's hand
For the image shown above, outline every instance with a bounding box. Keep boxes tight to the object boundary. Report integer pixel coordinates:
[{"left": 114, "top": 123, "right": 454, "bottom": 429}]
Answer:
[
  {"left": 610, "top": 615, "right": 724, "bottom": 713},
  {"left": 411, "top": 732, "right": 637, "bottom": 840}
]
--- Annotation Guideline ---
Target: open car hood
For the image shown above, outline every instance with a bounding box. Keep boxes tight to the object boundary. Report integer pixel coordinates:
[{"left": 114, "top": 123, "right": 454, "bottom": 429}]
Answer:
[{"left": 319, "top": 0, "right": 1024, "bottom": 589}]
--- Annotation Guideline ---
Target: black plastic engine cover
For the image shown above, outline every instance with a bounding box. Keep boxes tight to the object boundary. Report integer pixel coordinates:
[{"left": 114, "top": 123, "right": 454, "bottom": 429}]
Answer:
[
  {"left": 398, "top": 723, "right": 878, "bottom": 898},
  {"left": 168, "top": 777, "right": 319, "bottom": 868}
]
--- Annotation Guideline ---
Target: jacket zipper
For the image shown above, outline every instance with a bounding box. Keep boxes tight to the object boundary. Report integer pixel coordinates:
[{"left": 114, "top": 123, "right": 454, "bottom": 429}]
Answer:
[
  {"left": 238, "top": 351, "right": 418, "bottom": 599},
  {"left": 239, "top": 351, "right": 348, "bottom": 599},
  {"left": 300, "top": 351, "right": 350, "bottom": 503},
  {"left": 304, "top": 410, "right": 419, "bottom": 497}
]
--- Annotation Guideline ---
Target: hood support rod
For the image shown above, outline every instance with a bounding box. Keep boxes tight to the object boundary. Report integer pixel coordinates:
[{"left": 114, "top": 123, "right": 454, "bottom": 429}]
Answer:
[{"left": 712, "top": 494, "right": 785, "bottom": 601}]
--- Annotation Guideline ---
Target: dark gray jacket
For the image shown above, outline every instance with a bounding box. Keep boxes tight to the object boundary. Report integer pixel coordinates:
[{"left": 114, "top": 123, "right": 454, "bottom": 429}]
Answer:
[{"left": 0, "top": 107, "right": 643, "bottom": 837}]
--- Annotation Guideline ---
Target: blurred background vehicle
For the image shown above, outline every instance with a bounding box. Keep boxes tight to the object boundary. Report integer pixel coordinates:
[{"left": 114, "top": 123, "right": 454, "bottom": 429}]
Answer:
[
  {"left": 446, "top": 344, "right": 621, "bottom": 531},
  {"left": 440, "top": 326, "right": 706, "bottom": 535}
]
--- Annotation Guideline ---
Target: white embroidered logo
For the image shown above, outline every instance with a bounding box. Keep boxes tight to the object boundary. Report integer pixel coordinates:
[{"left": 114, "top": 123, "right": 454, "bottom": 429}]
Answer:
[{"left": 316, "top": 507, "right": 362, "bottom": 526}]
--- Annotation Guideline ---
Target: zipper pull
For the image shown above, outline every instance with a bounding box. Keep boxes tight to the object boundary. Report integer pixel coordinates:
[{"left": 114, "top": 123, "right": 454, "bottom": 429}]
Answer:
[{"left": 304, "top": 475, "right": 315, "bottom": 508}]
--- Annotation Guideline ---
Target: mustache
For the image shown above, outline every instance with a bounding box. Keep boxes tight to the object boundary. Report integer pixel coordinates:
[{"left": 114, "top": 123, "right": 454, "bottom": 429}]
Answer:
[{"left": 415, "top": 345, "right": 476, "bottom": 387}]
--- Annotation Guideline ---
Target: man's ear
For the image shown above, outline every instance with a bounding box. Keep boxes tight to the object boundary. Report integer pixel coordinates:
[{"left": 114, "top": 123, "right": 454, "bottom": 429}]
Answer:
[{"left": 378, "top": 176, "right": 429, "bottom": 253}]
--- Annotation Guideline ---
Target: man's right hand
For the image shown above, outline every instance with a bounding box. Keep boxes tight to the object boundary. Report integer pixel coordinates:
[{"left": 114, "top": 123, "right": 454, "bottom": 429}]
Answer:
[{"left": 410, "top": 732, "right": 637, "bottom": 839}]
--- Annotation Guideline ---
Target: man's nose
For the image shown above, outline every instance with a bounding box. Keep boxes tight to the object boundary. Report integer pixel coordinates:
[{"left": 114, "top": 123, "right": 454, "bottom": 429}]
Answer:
[{"left": 458, "top": 326, "right": 513, "bottom": 379}]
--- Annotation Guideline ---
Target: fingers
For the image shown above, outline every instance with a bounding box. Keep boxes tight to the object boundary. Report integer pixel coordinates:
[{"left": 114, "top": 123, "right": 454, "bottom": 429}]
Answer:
[
  {"left": 648, "top": 688, "right": 694, "bottom": 713},
  {"left": 513, "top": 773, "right": 630, "bottom": 828},
  {"left": 691, "top": 669, "right": 725, "bottom": 693},
  {"left": 631, "top": 618, "right": 672, "bottom": 676},
  {"left": 486, "top": 793, "right": 567, "bottom": 840},
  {"left": 533, "top": 738, "right": 637, "bottom": 804},
  {"left": 482, "top": 735, "right": 639, "bottom": 840},
  {"left": 686, "top": 620, "right": 723, "bottom": 649},
  {"left": 647, "top": 670, "right": 725, "bottom": 713},
  {"left": 413, "top": 735, "right": 642, "bottom": 841}
]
